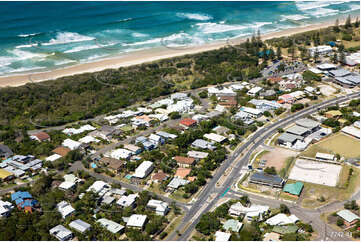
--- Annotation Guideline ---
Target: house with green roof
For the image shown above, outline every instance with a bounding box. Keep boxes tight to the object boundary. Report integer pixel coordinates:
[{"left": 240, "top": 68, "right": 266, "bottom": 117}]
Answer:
[
  {"left": 272, "top": 225, "right": 299, "bottom": 235},
  {"left": 336, "top": 210, "right": 359, "bottom": 226},
  {"left": 283, "top": 182, "right": 304, "bottom": 197},
  {"left": 222, "top": 219, "right": 243, "bottom": 232}
]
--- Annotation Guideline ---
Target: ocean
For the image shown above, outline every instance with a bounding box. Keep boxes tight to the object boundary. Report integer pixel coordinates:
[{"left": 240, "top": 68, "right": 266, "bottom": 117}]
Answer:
[{"left": 0, "top": 1, "right": 359, "bottom": 76}]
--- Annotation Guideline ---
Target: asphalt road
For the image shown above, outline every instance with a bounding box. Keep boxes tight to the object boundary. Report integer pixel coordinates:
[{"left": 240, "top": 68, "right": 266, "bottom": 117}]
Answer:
[{"left": 169, "top": 92, "right": 360, "bottom": 241}]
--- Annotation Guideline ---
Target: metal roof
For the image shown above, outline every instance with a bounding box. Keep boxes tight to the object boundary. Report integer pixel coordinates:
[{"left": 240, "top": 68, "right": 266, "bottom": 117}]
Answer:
[
  {"left": 286, "top": 125, "right": 310, "bottom": 136},
  {"left": 295, "top": 118, "right": 320, "bottom": 129},
  {"left": 336, "top": 210, "right": 359, "bottom": 223},
  {"left": 283, "top": 182, "right": 304, "bottom": 195},
  {"left": 329, "top": 69, "right": 351, "bottom": 77},
  {"left": 278, "top": 133, "right": 304, "bottom": 143},
  {"left": 250, "top": 172, "right": 283, "bottom": 186}
]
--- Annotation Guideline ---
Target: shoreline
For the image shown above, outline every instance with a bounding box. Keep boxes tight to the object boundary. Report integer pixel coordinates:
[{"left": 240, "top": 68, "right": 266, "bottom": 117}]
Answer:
[{"left": 0, "top": 16, "right": 357, "bottom": 88}]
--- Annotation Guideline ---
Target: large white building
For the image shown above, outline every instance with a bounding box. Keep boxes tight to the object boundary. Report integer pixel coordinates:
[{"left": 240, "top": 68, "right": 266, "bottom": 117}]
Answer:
[
  {"left": 147, "top": 199, "right": 169, "bottom": 216},
  {"left": 133, "top": 161, "right": 154, "bottom": 179},
  {"left": 309, "top": 45, "right": 333, "bottom": 56},
  {"left": 57, "top": 201, "right": 75, "bottom": 219}
]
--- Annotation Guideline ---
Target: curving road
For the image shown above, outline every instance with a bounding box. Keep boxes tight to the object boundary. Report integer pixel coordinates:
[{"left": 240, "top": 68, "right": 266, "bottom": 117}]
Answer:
[{"left": 168, "top": 92, "right": 360, "bottom": 241}]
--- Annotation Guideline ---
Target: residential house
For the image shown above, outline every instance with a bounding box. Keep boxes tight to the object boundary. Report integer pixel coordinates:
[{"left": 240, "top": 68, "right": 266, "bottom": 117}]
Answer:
[
  {"left": 0, "top": 145, "right": 13, "bottom": 159},
  {"left": 173, "top": 156, "right": 195, "bottom": 168},
  {"left": 278, "top": 94, "right": 294, "bottom": 104},
  {"left": 147, "top": 199, "right": 169, "bottom": 216},
  {"left": 218, "top": 96, "right": 237, "bottom": 108},
  {"left": 126, "top": 214, "right": 148, "bottom": 229},
  {"left": 78, "top": 136, "right": 100, "bottom": 144},
  {"left": 260, "top": 89, "right": 276, "bottom": 98},
  {"left": 62, "top": 139, "right": 81, "bottom": 151},
  {"left": 191, "top": 139, "right": 216, "bottom": 150},
  {"left": 69, "top": 219, "right": 91, "bottom": 233},
  {"left": 156, "top": 131, "right": 178, "bottom": 140},
  {"left": 0, "top": 200, "right": 14, "bottom": 217},
  {"left": 249, "top": 99, "right": 281, "bottom": 112},
  {"left": 52, "top": 146, "right": 71, "bottom": 157},
  {"left": 215, "top": 231, "right": 231, "bottom": 241},
  {"left": 57, "top": 201, "right": 75, "bottom": 219},
  {"left": 0, "top": 169, "right": 14, "bottom": 181},
  {"left": 223, "top": 219, "right": 243, "bottom": 232},
  {"left": 175, "top": 168, "right": 192, "bottom": 179},
  {"left": 62, "top": 125, "right": 96, "bottom": 136},
  {"left": 204, "top": 133, "right": 227, "bottom": 143},
  {"left": 208, "top": 87, "right": 236, "bottom": 97},
  {"left": 187, "top": 151, "right": 208, "bottom": 160},
  {"left": 123, "top": 144, "right": 142, "bottom": 155},
  {"left": 266, "top": 213, "right": 299, "bottom": 226},
  {"left": 149, "top": 134, "right": 164, "bottom": 145},
  {"left": 179, "top": 118, "right": 197, "bottom": 129},
  {"left": 171, "top": 92, "right": 188, "bottom": 100},
  {"left": 247, "top": 87, "right": 263, "bottom": 96},
  {"left": 58, "top": 174, "right": 81, "bottom": 191},
  {"left": 133, "top": 161, "right": 154, "bottom": 179},
  {"left": 97, "top": 218, "right": 125, "bottom": 234},
  {"left": 167, "top": 177, "right": 189, "bottom": 192},
  {"left": 239, "top": 107, "right": 263, "bottom": 119},
  {"left": 30, "top": 131, "right": 50, "bottom": 142},
  {"left": 263, "top": 232, "right": 280, "bottom": 241},
  {"left": 152, "top": 172, "right": 169, "bottom": 183},
  {"left": 116, "top": 194, "right": 138, "bottom": 208},
  {"left": 272, "top": 225, "right": 299, "bottom": 235},
  {"left": 100, "top": 157, "right": 124, "bottom": 174},
  {"left": 49, "top": 225, "right": 73, "bottom": 241},
  {"left": 11, "top": 191, "right": 38, "bottom": 213},
  {"left": 86, "top": 181, "right": 110, "bottom": 195},
  {"left": 249, "top": 172, "right": 284, "bottom": 188},
  {"left": 336, "top": 210, "right": 359, "bottom": 226},
  {"left": 105, "top": 148, "right": 132, "bottom": 160},
  {"left": 228, "top": 202, "right": 269, "bottom": 221},
  {"left": 325, "top": 110, "right": 342, "bottom": 119}
]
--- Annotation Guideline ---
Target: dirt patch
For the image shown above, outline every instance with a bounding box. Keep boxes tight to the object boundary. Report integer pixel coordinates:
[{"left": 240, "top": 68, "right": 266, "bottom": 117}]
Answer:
[
  {"left": 261, "top": 147, "right": 298, "bottom": 171},
  {"left": 318, "top": 84, "right": 336, "bottom": 96}
]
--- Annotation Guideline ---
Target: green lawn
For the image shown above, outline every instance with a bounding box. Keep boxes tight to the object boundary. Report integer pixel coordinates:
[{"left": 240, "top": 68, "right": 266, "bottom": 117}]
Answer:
[{"left": 301, "top": 133, "right": 360, "bottom": 158}]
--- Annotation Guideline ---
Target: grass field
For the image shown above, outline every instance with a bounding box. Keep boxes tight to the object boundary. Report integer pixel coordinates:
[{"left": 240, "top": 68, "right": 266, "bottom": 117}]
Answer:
[
  {"left": 301, "top": 133, "right": 360, "bottom": 159},
  {"left": 298, "top": 165, "right": 360, "bottom": 208}
]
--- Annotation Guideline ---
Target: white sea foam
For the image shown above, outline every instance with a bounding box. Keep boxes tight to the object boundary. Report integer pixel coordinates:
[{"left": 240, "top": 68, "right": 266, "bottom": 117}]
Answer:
[
  {"left": 305, "top": 7, "right": 340, "bottom": 18},
  {"left": 17, "top": 32, "right": 41, "bottom": 38},
  {"left": 64, "top": 44, "right": 101, "bottom": 53},
  {"left": 8, "top": 49, "right": 48, "bottom": 60},
  {"left": 296, "top": 1, "right": 350, "bottom": 11},
  {"left": 122, "top": 37, "right": 162, "bottom": 47},
  {"left": 15, "top": 44, "right": 38, "bottom": 49},
  {"left": 131, "top": 32, "right": 148, "bottom": 38},
  {"left": 280, "top": 14, "right": 310, "bottom": 21},
  {"left": 196, "top": 21, "right": 272, "bottom": 34},
  {"left": 7, "top": 66, "right": 46, "bottom": 73},
  {"left": 176, "top": 12, "right": 213, "bottom": 21},
  {"left": 54, "top": 59, "right": 77, "bottom": 66},
  {"left": 42, "top": 32, "right": 95, "bottom": 46},
  {"left": 81, "top": 53, "right": 109, "bottom": 62},
  {"left": 341, "top": 3, "right": 360, "bottom": 13}
]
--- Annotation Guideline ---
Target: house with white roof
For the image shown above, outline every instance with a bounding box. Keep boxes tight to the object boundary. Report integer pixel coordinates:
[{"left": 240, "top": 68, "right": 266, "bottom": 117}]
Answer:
[
  {"left": 133, "top": 161, "right": 154, "bottom": 179},
  {"left": 86, "top": 181, "right": 110, "bottom": 194},
  {"left": 147, "top": 199, "right": 169, "bottom": 216},
  {"left": 187, "top": 150, "right": 209, "bottom": 160},
  {"left": 62, "top": 139, "right": 81, "bottom": 151},
  {"left": 309, "top": 45, "right": 333, "bottom": 56},
  {"left": 78, "top": 136, "right": 100, "bottom": 144},
  {"left": 45, "top": 154, "right": 62, "bottom": 162},
  {"left": 167, "top": 99, "right": 194, "bottom": 113},
  {"left": 265, "top": 213, "right": 299, "bottom": 226},
  {"left": 191, "top": 139, "right": 216, "bottom": 150},
  {"left": 97, "top": 218, "right": 125, "bottom": 234},
  {"left": 50, "top": 225, "right": 73, "bottom": 241},
  {"left": 171, "top": 92, "right": 188, "bottom": 100},
  {"left": 148, "top": 134, "right": 164, "bottom": 145},
  {"left": 203, "top": 133, "right": 227, "bottom": 143},
  {"left": 126, "top": 214, "right": 148, "bottom": 229},
  {"left": 105, "top": 148, "right": 132, "bottom": 160},
  {"left": 229, "top": 202, "right": 269, "bottom": 221},
  {"left": 208, "top": 87, "right": 236, "bottom": 97},
  {"left": 240, "top": 107, "right": 263, "bottom": 118},
  {"left": 0, "top": 200, "right": 14, "bottom": 217},
  {"left": 57, "top": 201, "right": 75, "bottom": 219},
  {"left": 69, "top": 219, "right": 91, "bottom": 233},
  {"left": 215, "top": 231, "right": 231, "bottom": 241},
  {"left": 116, "top": 194, "right": 138, "bottom": 208},
  {"left": 247, "top": 86, "right": 263, "bottom": 96}
]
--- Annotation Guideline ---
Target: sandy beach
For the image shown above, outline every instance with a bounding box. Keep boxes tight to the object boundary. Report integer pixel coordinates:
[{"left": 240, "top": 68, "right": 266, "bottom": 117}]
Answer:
[{"left": 0, "top": 17, "right": 355, "bottom": 88}]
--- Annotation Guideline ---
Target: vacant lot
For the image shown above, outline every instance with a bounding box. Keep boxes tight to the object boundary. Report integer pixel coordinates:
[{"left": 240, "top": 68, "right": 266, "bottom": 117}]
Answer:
[
  {"left": 260, "top": 147, "right": 298, "bottom": 171},
  {"left": 302, "top": 133, "right": 360, "bottom": 159}
]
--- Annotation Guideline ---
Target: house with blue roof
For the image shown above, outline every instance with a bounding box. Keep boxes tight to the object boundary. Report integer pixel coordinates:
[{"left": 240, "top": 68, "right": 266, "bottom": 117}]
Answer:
[{"left": 11, "top": 191, "right": 38, "bottom": 212}]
